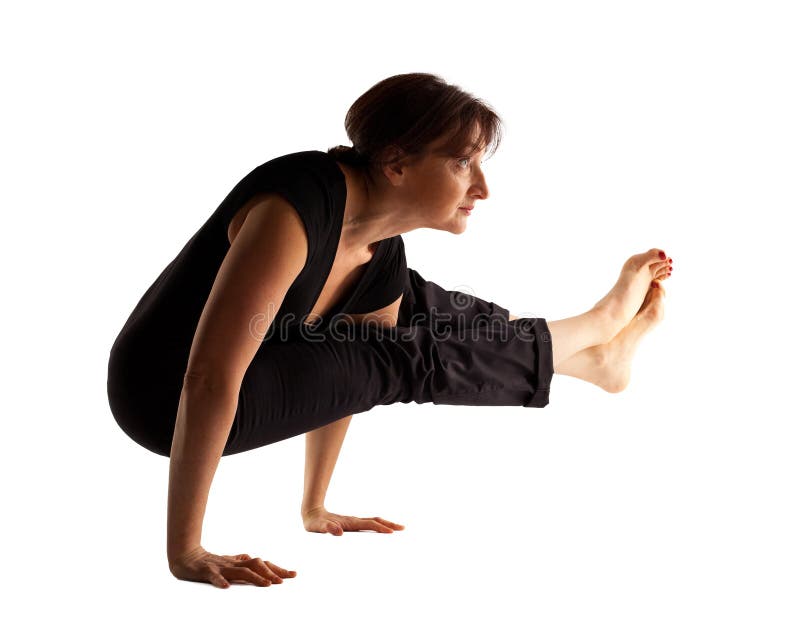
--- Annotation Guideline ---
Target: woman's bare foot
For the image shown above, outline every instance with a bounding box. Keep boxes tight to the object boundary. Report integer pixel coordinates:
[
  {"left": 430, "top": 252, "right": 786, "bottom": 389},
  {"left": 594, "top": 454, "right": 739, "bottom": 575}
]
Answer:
[
  {"left": 589, "top": 280, "right": 667, "bottom": 393},
  {"left": 591, "top": 248, "right": 671, "bottom": 338}
]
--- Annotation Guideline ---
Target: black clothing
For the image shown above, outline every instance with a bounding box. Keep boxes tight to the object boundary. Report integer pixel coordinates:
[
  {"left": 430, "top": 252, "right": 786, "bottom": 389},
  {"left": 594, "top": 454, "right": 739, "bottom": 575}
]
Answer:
[{"left": 106, "top": 150, "right": 554, "bottom": 457}]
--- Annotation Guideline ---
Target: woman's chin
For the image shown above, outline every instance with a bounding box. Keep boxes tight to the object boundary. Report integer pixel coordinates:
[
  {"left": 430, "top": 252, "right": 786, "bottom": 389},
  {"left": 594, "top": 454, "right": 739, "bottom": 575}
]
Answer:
[
  {"left": 426, "top": 215, "right": 468, "bottom": 234},
  {"left": 449, "top": 223, "right": 468, "bottom": 235},
  {"left": 453, "top": 217, "right": 469, "bottom": 233}
]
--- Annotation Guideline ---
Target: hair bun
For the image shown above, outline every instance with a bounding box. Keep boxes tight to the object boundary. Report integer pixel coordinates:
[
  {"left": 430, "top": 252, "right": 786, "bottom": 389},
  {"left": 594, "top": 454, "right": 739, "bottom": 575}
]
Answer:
[{"left": 343, "top": 145, "right": 369, "bottom": 165}]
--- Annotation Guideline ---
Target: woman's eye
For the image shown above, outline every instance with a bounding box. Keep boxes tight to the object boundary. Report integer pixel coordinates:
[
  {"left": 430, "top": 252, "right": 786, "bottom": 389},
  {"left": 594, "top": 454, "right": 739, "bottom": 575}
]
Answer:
[{"left": 457, "top": 157, "right": 470, "bottom": 168}]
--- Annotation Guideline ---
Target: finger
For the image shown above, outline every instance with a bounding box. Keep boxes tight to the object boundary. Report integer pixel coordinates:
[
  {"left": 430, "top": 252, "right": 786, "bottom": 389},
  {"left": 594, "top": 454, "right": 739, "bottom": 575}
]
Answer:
[
  {"left": 220, "top": 565, "right": 271, "bottom": 587},
  {"left": 208, "top": 568, "right": 231, "bottom": 589},
  {"left": 248, "top": 558, "right": 284, "bottom": 584},
  {"left": 311, "top": 518, "right": 342, "bottom": 535},
  {"left": 222, "top": 553, "right": 251, "bottom": 561},
  {"left": 266, "top": 561, "right": 298, "bottom": 578},
  {"left": 368, "top": 517, "right": 399, "bottom": 531},
  {"left": 362, "top": 519, "right": 394, "bottom": 533},
  {"left": 374, "top": 517, "right": 405, "bottom": 529}
]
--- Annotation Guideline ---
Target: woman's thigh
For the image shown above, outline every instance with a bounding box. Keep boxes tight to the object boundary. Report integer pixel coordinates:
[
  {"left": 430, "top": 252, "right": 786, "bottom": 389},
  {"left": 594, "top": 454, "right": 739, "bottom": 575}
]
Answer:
[
  {"left": 226, "top": 329, "right": 402, "bottom": 455},
  {"left": 225, "top": 315, "right": 553, "bottom": 456}
]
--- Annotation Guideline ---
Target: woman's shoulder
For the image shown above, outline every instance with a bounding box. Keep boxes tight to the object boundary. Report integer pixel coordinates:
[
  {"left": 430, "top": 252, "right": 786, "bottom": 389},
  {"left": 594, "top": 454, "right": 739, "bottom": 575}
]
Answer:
[
  {"left": 246, "top": 149, "right": 338, "bottom": 180},
  {"left": 226, "top": 149, "right": 344, "bottom": 257}
]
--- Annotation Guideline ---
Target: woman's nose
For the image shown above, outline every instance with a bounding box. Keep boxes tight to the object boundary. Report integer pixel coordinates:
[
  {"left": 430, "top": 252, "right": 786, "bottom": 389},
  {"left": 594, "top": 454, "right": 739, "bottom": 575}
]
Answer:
[{"left": 473, "top": 175, "right": 489, "bottom": 200}]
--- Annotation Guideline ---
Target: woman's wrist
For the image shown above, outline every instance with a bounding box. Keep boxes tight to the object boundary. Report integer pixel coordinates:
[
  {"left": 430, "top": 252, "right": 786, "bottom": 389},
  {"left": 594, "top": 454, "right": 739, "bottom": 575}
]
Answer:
[
  {"left": 301, "top": 502, "right": 326, "bottom": 518},
  {"left": 167, "top": 528, "right": 203, "bottom": 561},
  {"left": 167, "top": 544, "right": 204, "bottom": 567}
]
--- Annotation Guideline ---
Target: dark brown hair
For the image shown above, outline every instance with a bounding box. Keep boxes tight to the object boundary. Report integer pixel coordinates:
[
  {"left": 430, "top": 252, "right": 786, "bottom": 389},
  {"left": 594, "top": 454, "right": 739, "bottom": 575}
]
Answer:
[{"left": 327, "top": 73, "right": 503, "bottom": 182}]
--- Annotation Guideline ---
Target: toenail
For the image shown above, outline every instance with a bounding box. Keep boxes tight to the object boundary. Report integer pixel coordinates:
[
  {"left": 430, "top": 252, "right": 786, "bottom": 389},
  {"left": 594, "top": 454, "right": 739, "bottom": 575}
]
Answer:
[
  {"left": 659, "top": 251, "right": 666, "bottom": 260},
  {"left": 668, "top": 258, "right": 672, "bottom": 263}
]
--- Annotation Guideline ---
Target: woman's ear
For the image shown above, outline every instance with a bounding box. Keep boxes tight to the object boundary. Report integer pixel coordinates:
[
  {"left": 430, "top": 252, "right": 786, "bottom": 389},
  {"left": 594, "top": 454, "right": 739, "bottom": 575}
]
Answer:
[{"left": 379, "top": 145, "right": 413, "bottom": 184}]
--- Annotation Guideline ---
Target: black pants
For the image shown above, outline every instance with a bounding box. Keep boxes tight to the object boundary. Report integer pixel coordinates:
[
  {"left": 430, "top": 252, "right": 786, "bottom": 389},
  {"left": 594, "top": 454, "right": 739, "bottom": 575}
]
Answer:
[{"left": 107, "top": 268, "right": 554, "bottom": 457}]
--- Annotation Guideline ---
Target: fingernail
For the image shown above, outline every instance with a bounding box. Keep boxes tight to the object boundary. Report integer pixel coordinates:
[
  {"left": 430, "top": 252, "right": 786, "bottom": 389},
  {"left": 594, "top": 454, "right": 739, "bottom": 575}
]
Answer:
[{"left": 651, "top": 280, "right": 658, "bottom": 288}]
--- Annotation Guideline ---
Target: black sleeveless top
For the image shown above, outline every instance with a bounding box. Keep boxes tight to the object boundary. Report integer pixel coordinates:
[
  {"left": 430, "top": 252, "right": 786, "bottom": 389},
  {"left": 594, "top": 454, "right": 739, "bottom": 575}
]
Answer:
[
  {"left": 215, "top": 150, "right": 408, "bottom": 325},
  {"left": 108, "top": 150, "right": 408, "bottom": 388}
]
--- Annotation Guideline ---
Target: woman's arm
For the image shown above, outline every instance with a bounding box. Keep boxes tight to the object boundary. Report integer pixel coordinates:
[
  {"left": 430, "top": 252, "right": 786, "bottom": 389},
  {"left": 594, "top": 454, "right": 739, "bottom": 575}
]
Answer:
[
  {"left": 299, "top": 295, "right": 406, "bottom": 535},
  {"left": 299, "top": 411, "right": 405, "bottom": 536},
  {"left": 300, "top": 414, "right": 353, "bottom": 517},
  {"left": 165, "top": 194, "right": 308, "bottom": 580},
  {"left": 299, "top": 294, "right": 404, "bottom": 518},
  {"left": 167, "top": 377, "right": 241, "bottom": 561}
]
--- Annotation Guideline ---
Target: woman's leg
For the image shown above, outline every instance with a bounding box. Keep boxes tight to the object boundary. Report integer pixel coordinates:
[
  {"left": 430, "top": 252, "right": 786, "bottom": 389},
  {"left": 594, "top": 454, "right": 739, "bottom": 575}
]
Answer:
[
  {"left": 226, "top": 250, "right": 669, "bottom": 456},
  {"left": 553, "top": 280, "right": 666, "bottom": 392},
  {"left": 226, "top": 315, "right": 553, "bottom": 456},
  {"left": 402, "top": 248, "right": 670, "bottom": 380},
  {"left": 544, "top": 249, "right": 670, "bottom": 367},
  {"left": 397, "top": 267, "right": 511, "bottom": 330},
  {"left": 543, "top": 311, "right": 615, "bottom": 369}
]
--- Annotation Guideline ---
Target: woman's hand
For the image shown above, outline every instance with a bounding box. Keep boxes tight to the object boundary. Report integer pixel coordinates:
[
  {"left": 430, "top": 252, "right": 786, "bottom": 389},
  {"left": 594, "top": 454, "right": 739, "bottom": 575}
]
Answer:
[
  {"left": 302, "top": 506, "right": 405, "bottom": 535},
  {"left": 168, "top": 546, "right": 297, "bottom": 588}
]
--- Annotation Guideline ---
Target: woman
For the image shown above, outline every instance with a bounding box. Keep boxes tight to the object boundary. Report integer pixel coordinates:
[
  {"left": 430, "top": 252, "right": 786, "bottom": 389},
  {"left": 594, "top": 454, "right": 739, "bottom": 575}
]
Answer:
[{"left": 107, "top": 72, "right": 672, "bottom": 589}]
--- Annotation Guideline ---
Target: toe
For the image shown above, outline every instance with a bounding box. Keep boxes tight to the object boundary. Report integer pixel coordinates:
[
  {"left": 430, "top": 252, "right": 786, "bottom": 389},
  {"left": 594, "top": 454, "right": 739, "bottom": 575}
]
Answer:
[
  {"left": 654, "top": 264, "right": 670, "bottom": 280},
  {"left": 650, "top": 247, "right": 667, "bottom": 261},
  {"left": 649, "top": 259, "right": 671, "bottom": 276},
  {"left": 634, "top": 248, "right": 667, "bottom": 271}
]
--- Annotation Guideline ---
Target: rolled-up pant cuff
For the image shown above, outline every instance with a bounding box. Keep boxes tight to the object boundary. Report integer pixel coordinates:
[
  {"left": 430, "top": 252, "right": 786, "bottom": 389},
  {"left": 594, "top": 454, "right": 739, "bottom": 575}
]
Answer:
[{"left": 513, "top": 317, "right": 554, "bottom": 408}]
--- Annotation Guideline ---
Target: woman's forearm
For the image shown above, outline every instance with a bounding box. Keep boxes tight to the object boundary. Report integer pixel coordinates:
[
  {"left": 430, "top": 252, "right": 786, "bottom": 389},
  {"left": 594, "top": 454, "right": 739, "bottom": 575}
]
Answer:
[
  {"left": 167, "top": 374, "right": 240, "bottom": 563},
  {"left": 301, "top": 414, "right": 353, "bottom": 516}
]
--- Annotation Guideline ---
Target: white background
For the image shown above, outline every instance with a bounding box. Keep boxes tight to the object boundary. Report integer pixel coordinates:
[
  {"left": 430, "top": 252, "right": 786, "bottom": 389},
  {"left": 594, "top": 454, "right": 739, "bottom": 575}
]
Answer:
[{"left": 2, "top": 0, "right": 798, "bottom": 624}]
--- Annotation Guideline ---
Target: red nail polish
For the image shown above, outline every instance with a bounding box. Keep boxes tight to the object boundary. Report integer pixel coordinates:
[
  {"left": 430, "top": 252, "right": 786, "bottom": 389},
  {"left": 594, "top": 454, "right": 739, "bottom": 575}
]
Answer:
[
  {"left": 659, "top": 251, "right": 666, "bottom": 260},
  {"left": 668, "top": 258, "right": 672, "bottom": 263},
  {"left": 651, "top": 280, "right": 658, "bottom": 288}
]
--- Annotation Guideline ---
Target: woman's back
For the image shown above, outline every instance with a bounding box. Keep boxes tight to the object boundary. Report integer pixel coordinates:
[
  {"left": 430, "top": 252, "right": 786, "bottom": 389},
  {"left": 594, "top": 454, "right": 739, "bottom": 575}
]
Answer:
[{"left": 106, "top": 150, "right": 409, "bottom": 454}]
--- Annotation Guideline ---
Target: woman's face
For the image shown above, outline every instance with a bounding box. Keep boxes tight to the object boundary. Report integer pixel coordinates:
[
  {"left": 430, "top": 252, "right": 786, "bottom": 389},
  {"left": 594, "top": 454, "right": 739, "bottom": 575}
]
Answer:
[{"left": 395, "top": 130, "right": 490, "bottom": 234}]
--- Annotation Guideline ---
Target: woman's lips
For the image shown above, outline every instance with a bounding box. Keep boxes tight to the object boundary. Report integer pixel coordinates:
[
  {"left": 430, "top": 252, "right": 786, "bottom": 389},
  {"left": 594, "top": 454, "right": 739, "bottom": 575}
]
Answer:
[{"left": 458, "top": 206, "right": 473, "bottom": 214}]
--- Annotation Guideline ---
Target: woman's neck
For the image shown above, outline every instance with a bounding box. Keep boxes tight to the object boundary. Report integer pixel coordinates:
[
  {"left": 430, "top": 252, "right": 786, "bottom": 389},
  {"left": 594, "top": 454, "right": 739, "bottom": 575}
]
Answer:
[{"left": 336, "top": 162, "right": 419, "bottom": 252}]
